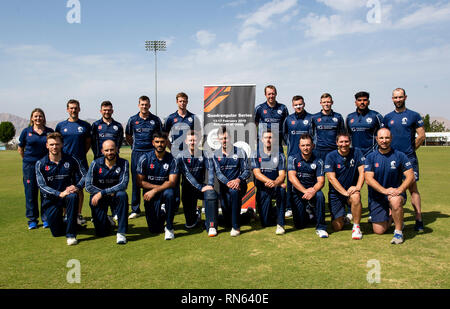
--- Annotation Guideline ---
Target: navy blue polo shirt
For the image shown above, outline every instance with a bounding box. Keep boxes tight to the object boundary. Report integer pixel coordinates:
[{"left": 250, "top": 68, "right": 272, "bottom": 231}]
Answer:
[
  {"left": 125, "top": 113, "right": 163, "bottom": 152},
  {"left": 136, "top": 150, "right": 178, "bottom": 186},
  {"left": 287, "top": 153, "right": 324, "bottom": 189},
  {"left": 55, "top": 119, "right": 91, "bottom": 163},
  {"left": 255, "top": 101, "right": 289, "bottom": 144},
  {"left": 311, "top": 110, "right": 346, "bottom": 152},
  {"left": 35, "top": 153, "right": 86, "bottom": 198},
  {"left": 364, "top": 149, "right": 412, "bottom": 201},
  {"left": 163, "top": 110, "right": 200, "bottom": 151},
  {"left": 176, "top": 150, "right": 214, "bottom": 191},
  {"left": 18, "top": 126, "right": 54, "bottom": 164},
  {"left": 283, "top": 111, "right": 313, "bottom": 156},
  {"left": 324, "top": 148, "right": 365, "bottom": 193},
  {"left": 85, "top": 156, "right": 129, "bottom": 196},
  {"left": 212, "top": 146, "right": 250, "bottom": 185},
  {"left": 91, "top": 118, "right": 124, "bottom": 159},
  {"left": 382, "top": 109, "right": 424, "bottom": 157},
  {"left": 250, "top": 149, "right": 286, "bottom": 186},
  {"left": 346, "top": 109, "right": 383, "bottom": 155}
]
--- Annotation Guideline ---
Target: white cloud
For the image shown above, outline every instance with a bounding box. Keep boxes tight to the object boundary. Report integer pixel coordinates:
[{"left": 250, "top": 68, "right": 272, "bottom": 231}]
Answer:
[
  {"left": 316, "top": 0, "right": 366, "bottom": 12},
  {"left": 196, "top": 30, "right": 216, "bottom": 46},
  {"left": 394, "top": 2, "right": 450, "bottom": 30}
]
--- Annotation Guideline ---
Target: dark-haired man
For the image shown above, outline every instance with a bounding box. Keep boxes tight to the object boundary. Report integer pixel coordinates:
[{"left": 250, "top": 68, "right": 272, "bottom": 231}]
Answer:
[{"left": 126, "top": 96, "right": 163, "bottom": 219}]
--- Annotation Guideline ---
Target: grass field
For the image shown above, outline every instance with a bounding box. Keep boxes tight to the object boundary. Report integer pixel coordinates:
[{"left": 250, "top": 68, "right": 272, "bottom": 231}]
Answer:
[{"left": 0, "top": 147, "right": 449, "bottom": 289}]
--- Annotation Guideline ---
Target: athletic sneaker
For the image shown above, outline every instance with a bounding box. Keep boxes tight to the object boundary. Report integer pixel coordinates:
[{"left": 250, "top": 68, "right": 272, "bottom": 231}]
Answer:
[
  {"left": 77, "top": 215, "right": 86, "bottom": 225},
  {"left": 66, "top": 237, "right": 78, "bottom": 246},
  {"left": 230, "top": 228, "right": 240, "bottom": 237},
  {"left": 116, "top": 233, "right": 127, "bottom": 244},
  {"left": 208, "top": 227, "right": 217, "bottom": 237},
  {"left": 275, "top": 224, "right": 285, "bottom": 235},
  {"left": 218, "top": 208, "right": 223, "bottom": 215},
  {"left": 42, "top": 221, "right": 49, "bottom": 229},
  {"left": 390, "top": 233, "right": 404, "bottom": 245},
  {"left": 128, "top": 212, "right": 140, "bottom": 219},
  {"left": 28, "top": 221, "right": 37, "bottom": 230},
  {"left": 352, "top": 225, "right": 363, "bottom": 240},
  {"left": 107, "top": 215, "right": 116, "bottom": 227},
  {"left": 414, "top": 220, "right": 424, "bottom": 232},
  {"left": 285, "top": 209, "right": 293, "bottom": 218},
  {"left": 164, "top": 227, "right": 175, "bottom": 240},
  {"left": 113, "top": 214, "right": 118, "bottom": 221},
  {"left": 315, "top": 229, "right": 329, "bottom": 238}
]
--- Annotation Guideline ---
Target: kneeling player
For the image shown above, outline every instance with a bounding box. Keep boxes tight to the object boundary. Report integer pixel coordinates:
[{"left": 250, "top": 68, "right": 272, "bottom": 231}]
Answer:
[
  {"left": 35, "top": 132, "right": 86, "bottom": 246},
  {"left": 324, "top": 133, "right": 365, "bottom": 240},
  {"left": 177, "top": 131, "right": 219, "bottom": 237},
  {"left": 251, "top": 130, "right": 287, "bottom": 235},
  {"left": 137, "top": 132, "right": 179, "bottom": 240},
  {"left": 85, "top": 140, "right": 129, "bottom": 244},
  {"left": 364, "top": 128, "right": 415, "bottom": 244},
  {"left": 288, "top": 134, "right": 328, "bottom": 238}
]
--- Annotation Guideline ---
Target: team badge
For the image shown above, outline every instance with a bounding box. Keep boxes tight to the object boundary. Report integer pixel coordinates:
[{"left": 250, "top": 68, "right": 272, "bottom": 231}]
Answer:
[
  {"left": 332, "top": 117, "right": 338, "bottom": 122},
  {"left": 232, "top": 154, "right": 238, "bottom": 160},
  {"left": 325, "top": 164, "right": 331, "bottom": 169},
  {"left": 64, "top": 128, "right": 68, "bottom": 132},
  {"left": 150, "top": 120, "right": 155, "bottom": 125},
  {"left": 402, "top": 118, "right": 408, "bottom": 125},
  {"left": 350, "top": 159, "right": 355, "bottom": 167},
  {"left": 78, "top": 127, "right": 83, "bottom": 132},
  {"left": 188, "top": 117, "right": 193, "bottom": 123},
  {"left": 311, "top": 163, "right": 316, "bottom": 169},
  {"left": 273, "top": 157, "right": 278, "bottom": 164},
  {"left": 277, "top": 110, "right": 282, "bottom": 115},
  {"left": 163, "top": 163, "right": 169, "bottom": 170},
  {"left": 366, "top": 118, "right": 372, "bottom": 124},
  {"left": 390, "top": 161, "right": 396, "bottom": 169},
  {"left": 113, "top": 126, "right": 118, "bottom": 131},
  {"left": 199, "top": 157, "right": 203, "bottom": 162},
  {"left": 303, "top": 120, "right": 309, "bottom": 125},
  {"left": 64, "top": 162, "right": 70, "bottom": 169}
]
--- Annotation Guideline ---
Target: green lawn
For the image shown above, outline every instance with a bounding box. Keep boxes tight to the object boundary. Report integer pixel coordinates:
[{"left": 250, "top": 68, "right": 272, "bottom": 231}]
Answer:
[{"left": 0, "top": 147, "right": 449, "bottom": 289}]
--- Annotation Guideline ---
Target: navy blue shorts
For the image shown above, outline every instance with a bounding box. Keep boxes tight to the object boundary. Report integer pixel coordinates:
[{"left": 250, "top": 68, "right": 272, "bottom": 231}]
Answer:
[
  {"left": 328, "top": 192, "right": 348, "bottom": 220},
  {"left": 368, "top": 193, "right": 406, "bottom": 223}
]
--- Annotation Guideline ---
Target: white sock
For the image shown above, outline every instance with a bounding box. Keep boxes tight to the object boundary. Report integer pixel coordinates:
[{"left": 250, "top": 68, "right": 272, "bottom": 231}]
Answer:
[
  {"left": 394, "top": 229, "right": 403, "bottom": 236},
  {"left": 353, "top": 223, "right": 360, "bottom": 229}
]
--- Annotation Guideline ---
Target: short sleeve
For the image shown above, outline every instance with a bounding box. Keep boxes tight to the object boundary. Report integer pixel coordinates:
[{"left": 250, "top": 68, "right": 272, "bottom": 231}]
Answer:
[
  {"left": 19, "top": 128, "right": 28, "bottom": 148},
  {"left": 287, "top": 155, "right": 296, "bottom": 171},
  {"left": 315, "top": 159, "right": 324, "bottom": 177}
]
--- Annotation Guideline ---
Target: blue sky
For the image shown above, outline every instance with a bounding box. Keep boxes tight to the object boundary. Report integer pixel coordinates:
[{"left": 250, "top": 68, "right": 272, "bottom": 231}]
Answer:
[{"left": 1, "top": 0, "right": 450, "bottom": 124}]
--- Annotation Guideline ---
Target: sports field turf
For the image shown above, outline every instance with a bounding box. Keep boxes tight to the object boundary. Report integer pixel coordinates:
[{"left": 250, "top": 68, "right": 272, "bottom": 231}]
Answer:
[{"left": 0, "top": 147, "right": 449, "bottom": 289}]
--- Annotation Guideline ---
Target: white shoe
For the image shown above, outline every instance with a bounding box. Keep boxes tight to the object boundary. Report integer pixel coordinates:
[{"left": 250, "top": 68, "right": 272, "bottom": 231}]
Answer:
[
  {"left": 208, "top": 227, "right": 217, "bottom": 237},
  {"left": 77, "top": 215, "right": 86, "bottom": 225},
  {"left": 107, "top": 215, "right": 116, "bottom": 227},
  {"left": 128, "top": 212, "right": 140, "bottom": 219},
  {"left": 67, "top": 237, "right": 78, "bottom": 246},
  {"left": 316, "top": 229, "right": 329, "bottom": 238},
  {"left": 285, "top": 209, "right": 293, "bottom": 218},
  {"left": 230, "top": 228, "right": 240, "bottom": 237},
  {"left": 164, "top": 227, "right": 175, "bottom": 240},
  {"left": 344, "top": 213, "right": 353, "bottom": 224},
  {"left": 116, "top": 233, "right": 127, "bottom": 244},
  {"left": 352, "top": 225, "right": 363, "bottom": 240},
  {"left": 113, "top": 214, "right": 118, "bottom": 221},
  {"left": 218, "top": 208, "right": 223, "bottom": 215},
  {"left": 275, "top": 224, "right": 285, "bottom": 235}
]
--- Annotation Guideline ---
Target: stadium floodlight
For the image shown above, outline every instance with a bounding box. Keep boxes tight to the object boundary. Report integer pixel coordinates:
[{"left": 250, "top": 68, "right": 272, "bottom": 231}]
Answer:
[{"left": 145, "top": 40, "right": 167, "bottom": 117}]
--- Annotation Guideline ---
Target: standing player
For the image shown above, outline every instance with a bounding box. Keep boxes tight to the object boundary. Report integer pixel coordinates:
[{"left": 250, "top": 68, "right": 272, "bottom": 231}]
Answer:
[
  {"left": 311, "top": 93, "right": 346, "bottom": 162},
  {"left": 91, "top": 101, "right": 124, "bottom": 160},
  {"left": 251, "top": 129, "right": 287, "bottom": 235},
  {"left": 136, "top": 131, "right": 178, "bottom": 240},
  {"left": 176, "top": 130, "right": 218, "bottom": 236},
  {"left": 382, "top": 88, "right": 426, "bottom": 232},
  {"left": 55, "top": 99, "right": 91, "bottom": 225},
  {"left": 211, "top": 126, "right": 254, "bottom": 237},
  {"left": 324, "top": 133, "right": 365, "bottom": 240},
  {"left": 163, "top": 92, "right": 201, "bottom": 157},
  {"left": 288, "top": 134, "right": 328, "bottom": 238},
  {"left": 346, "top": 91, "right": 383, "bottom": 156},
  {"left": 283, "top": 95, "right": 314, "bottom": 218},
  {"left": 126, "top": 95, "right": 163, "bottom": 219},
  {"left": 18, "top": 108, "right": 54, "bottom": 230},
  {"left": 364, "top": 128, "right": 415, "bottom": 244},
  {"left": 254, "top": 85, "right": 289, "bottom": 151},
  {"left": 85, "top": 140, "right": 129, "bottom": 244},
  {"left": 35, "top": 132, "right": 86, "bottom": 246}
]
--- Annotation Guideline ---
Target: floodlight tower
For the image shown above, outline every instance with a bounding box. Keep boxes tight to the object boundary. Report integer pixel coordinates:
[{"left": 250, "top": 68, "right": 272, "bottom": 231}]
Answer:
[{"left": 145, "top": 40, "right": 166, "bottom": 117}]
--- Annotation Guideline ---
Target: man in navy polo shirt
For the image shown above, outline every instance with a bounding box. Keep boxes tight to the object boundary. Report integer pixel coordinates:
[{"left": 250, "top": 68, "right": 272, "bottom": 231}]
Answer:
[
  {"left": 346, "top": 91, "right": 383, "bottom": 156},
  {"left": 288, "top": 134, "right": 328, "bottom": 238},
  {"left": 211, "top": 126, "right": 254, "bottom": 237},
  {"left": 91, "top": 101, "right": 124, "bottom": 160},
  {"left": 251, "top": 129, "right": 286, "bottom": 235},
  {"left": 311, "top": 93, "right": 346, "bottom": 162},
  {"left": 382, "top": 88, "right": 426, "bottom": 232},
  {"left": 35, "top": 132, "right": 86, "bottom": 246},
  {"left": 136, "top": 131, "right": 178, "bottom": 240},
  {"left": 126, "top": 95, "right": 163, "bottom": 219},
  {"left": 85, "top": 140, "right": 129, "bottom": 244},
  {"left": 283, "top": 95, "right": 314, "bottom": 218},
  {"left": 364, "top": 128, "right": 415, "bottom": 244},
  {"left": 55, "top": 99, "right": 91, "bottom": 226},
  {"left": 255, "top": 85, "right": 289, "bottom": 152},
  {"left": 163, "top": 92, "right": 201, "bottom": 157},
  {"left": 176, "top": 130, "right": 218, "bottom": 236},
  {"left": 324, "top": 133, "right": 365, "bottom": 240}
]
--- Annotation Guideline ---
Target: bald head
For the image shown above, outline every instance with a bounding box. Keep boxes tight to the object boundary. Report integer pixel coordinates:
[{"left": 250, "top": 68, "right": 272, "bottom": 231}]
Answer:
[
  {"left": 376, "top": 128, "right": 392, "bottom": 151},
  {"left": 101, "top": 140, "right": 117, "bottom": 161}
]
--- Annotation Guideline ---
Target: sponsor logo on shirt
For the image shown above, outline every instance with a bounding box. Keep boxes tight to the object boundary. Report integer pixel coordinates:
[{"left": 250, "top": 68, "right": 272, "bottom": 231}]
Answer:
[
  {"left": 390, "top": 120, "right": 394, "bottom": 125},
  {"left": 350, "top": 119, "right": 354, "bottom": 124},
  {"left": 291, "top": 121, "right": 296, "bottom": 125},
  {"left": 99, "top": 168, "right": 102, "bottom": 174},
  {"left": 325, "top": 164, "right": 331, "bottom": 169},
  {"left": 150, "top": 164, "right": 154, "bottom": 169},
  {"left": 317, "top": 118, "right": 322, "bottom": 122},
  {"left": 45, "top": 165, "right": 50, "bottom": 171},
  {"left": 28, "top": 133, "right": 32, "bottom": 136},
  {"left": 337, "top": 164, "right": 341, "bottom": 169},
  {"left": 135, "top": 121, "right": 139, "bottom": 125},
  {"left": 98, "top": 125, "right": 102, "bottom": 130},
  {"left": 187, "top": 158, "right": 191, "bottom": 164},
  {"left": 174, "top": 118, "right": 178, "bottom": 123},
  {"left": 297, "top": 162, "right": 301, "bottom": 167},
  {"left": 263, "top": 110, "right": 267, "bottom": 114},
  {"left": 258, "top": 158, "right": 262, "bottom": 163},
  {"left": 375, "top": 163, "right": 379, "bottom": 168}
]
